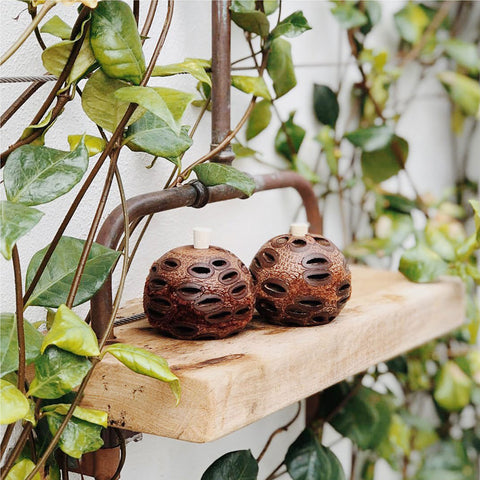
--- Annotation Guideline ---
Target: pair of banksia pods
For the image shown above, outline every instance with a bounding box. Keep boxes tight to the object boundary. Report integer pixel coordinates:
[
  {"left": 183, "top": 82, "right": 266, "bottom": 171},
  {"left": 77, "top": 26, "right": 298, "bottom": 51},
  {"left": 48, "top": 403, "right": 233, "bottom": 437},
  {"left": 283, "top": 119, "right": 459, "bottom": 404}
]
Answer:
[{"left": 143, "top": 224, "right": 352, "bottom": 340}]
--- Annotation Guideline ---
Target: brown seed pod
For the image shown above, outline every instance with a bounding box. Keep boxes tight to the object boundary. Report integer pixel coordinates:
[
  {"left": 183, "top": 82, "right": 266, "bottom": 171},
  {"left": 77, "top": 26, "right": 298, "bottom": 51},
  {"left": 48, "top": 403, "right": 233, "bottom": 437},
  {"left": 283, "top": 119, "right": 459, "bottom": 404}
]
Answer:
[
  {"left": 144, "top": 245, "right": 255, "bottom": 340},
  {"left": 250, "top": 232, "right": 351, "bottom": 326}
]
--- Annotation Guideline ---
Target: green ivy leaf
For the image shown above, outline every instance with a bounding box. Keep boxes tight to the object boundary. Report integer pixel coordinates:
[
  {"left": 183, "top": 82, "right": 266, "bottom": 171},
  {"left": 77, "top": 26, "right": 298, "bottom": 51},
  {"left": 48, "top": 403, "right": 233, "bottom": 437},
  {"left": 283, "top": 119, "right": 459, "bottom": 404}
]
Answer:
[
  {"left": 267, "top": 37, "right": 296, "bottom": 98},
  {"left": 438, "top": 71, "right": 480, "bottom": 118},
  {"left": 0, "top": 201, "right": 43, "bottom": 260},
  {"left": 0, "top": 379, "right": 30, "bottom": 424},
  {"left": 25, "top": 236, "right": 120, "bottom": 308},
  {"left": 201, "top": 450, "right": 258, "bottom": 480},
  {"left": 4, "top": 140, "right": 88, "bottom": 206},
  {"left": 361, "top": 136, "right": 408, "bottom": 183},
  {"left": 151, "top": 87, "right": 195, "bottom": 121},
  {"left": 270, "top": 11, "right": 312, "bottom": 39},
  {"left": 42, "top": 403, "right": 107, "bottom": 427},
  {"left": 394, "top": 3, "right": 430, "bottom": 44},
  {"left": 193, "top": 163, "right": 256, "bottom": 197},
  {"left": 152, "top": 58, "right": 212, "bottom": 86},
  {"left": 125, "top": 112, "right": 192, "bottom": 164},
  {"left": 68, "top": 135, "right": 106, "bottom": 157},
  {"left": 434, "top": 361, "right": 473, "bottom": 412},
  {"left": 231, "top": 75, "right": 271, "bottom": 100},
  {"left": 285, "top": 429, "right": 346, "bottom": 480},
  {"left": 40, "top": 15, "right": 72, "bottom": 39},
  {"left": 230, "top": 1, "right": 270, "bottom": 37},
  {"left": 0, "top": 313, "right": 43, "bottom": 377},
  {"left": 46, "top": 412, "right": 103, "bottom": 458},
  {"left": 104, "top": 343, "right": 180, "bottom": 405},
  {"left": 28, "top": 346, "right": 91, "bottom": 399},
  {"left": 246, "top": 99, "right": 272, "bottom": 140},
  {"left": 331, "top": 4, "right": 368, "bottom": 29},
  {"left": 274, "top": 112, "right": 305, "bottom": 163},
  {"left": 399, "top": 243, "right": 448, "bottom": 283},
  {"left": 313, "top": 84, "right": 339, "bottom": 128},
  {"left": 443, "top": 39, "right": 480, "bottom": 74},
  {"left": 4, "top": 459, "right": 41, "bottom": 480},
  {"left": 41, "top": 304, "right": 100, "bottom": 357},
  {"left": 90, "top": 0, "right": 145, "bottom": 85},
  {"left": 344, "top": 125, "right": 394, "bottom": 152},
  {"left": 41, "top": 17, "right": 96, "bottom": 85},
  {"left": 82, "top": 70, "right": 145, "bottom": 133},
  {"left": 114, "top": 86, "right": 179, "bottom": 134}
]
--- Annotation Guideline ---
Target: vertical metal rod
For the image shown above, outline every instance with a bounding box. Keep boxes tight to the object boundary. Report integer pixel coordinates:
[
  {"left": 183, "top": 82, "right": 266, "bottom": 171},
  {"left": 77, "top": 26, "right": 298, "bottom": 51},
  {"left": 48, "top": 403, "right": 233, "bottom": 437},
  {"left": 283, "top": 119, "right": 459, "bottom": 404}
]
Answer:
[{"left": 211, "top": 0, "right": 235, "bottom": 164}]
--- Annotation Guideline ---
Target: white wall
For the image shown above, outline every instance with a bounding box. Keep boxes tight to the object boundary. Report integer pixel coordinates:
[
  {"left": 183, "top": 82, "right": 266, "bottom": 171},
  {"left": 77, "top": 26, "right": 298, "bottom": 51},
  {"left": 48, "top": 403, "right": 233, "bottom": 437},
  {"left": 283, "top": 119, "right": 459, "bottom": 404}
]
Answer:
[{"left": 1, "top": 1, "right": 478, "bottom": 479}]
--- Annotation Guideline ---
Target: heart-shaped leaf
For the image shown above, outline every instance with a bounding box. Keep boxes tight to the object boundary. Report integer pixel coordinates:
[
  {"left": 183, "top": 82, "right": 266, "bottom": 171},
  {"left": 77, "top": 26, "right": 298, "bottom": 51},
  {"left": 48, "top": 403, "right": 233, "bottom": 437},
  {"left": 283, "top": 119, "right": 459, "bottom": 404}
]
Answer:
[
  {"left": 194, "top": 163, "right": 256, "bottom": 197},
  {"left": 4, "top": 140, "right": 88, "bottom": 206},
  {"left": 201, "top": 450, "right": 258, "bottom": 480},
  {"left": 231, "top": 76, "right": 271, "bottom": 100},
  {"left": 90, "top": 0, "right": 145, "bottom": 84},
  {"left": 246, "top": 99, "right": 272, "bottom": 140},
  {"left": 28, "top": 346, "right": 91, "bottom": 399},
  {"left": 0, "top": 379, "right": 30, "bottom": 425},
  {"left": 0, "top": 201, "right": 43, "bottom": 260},
  {"left": 270, "top": 10, "right": 311, "bottom": 39},
  {"left": 25, "top": 236, "right": 120, "bottom": 308},
  {"left": 4, "top": 459, "right": 41, "bottom": 480},
  {"left": 0, "top": 313, "right": 43, "bottom": 377},
  {"left": 267, "top": 38, "right": 296, "bottom": 98},
  {"left": 41, "top": 304, "right": 100, "bottom": 357}
]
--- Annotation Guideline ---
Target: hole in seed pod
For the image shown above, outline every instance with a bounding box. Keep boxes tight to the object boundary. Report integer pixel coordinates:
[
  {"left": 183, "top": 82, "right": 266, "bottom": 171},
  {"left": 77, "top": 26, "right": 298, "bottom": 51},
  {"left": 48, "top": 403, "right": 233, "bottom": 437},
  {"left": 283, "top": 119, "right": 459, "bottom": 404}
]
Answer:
[
  {"left": 328, "top": 316, "right": 336, "bottom": 322},
  {"left": 231, "top": 282, "right": 247, "bottom": 298},
  {"left": 272, "top": 235, "right": 289, "bottom": 247},
  {"left": 151, "top": 297, "right": 171, "bottom": 308},
  {"left": 258, "top": 299, "right": 277, "bottom": 314},
  {"left": 262, "top": 281, "right": 287, "bottom": 296},
  {"left": 305, "top": 271, "right": 331, "bottom": 285},
  {"left": 195, "top": 295, "right": 223, "bottom": 312},
  {"left": 147, "top": 307, "right": 165, "bottom": 320},
  {"left": 312, "top": 315, "right": 329, "bottom": 324},
  {"left": 307, "top": 257, "right": 328, "bottom": 265},
  {"left": 286, "top": 306, "right": 308, "bottom": 317},
  {"left": 198, "top": 296, "right": 222, "bottom": 306},
  {"left": 298, "top": 298, "right": 323, "bottom": 308},
  {"left": 206, "top": 310, "right": 231, "bottom": 323},
  {"left": 220, "top": 269, "right": 239, "bottom": 284},
  {"left": 189, "top": 265, "right": 212, "bottom": 277},
  {"left": 151, "top": 265, "right": 157, "bottom": 272},
  {"left": 150, "top": 278, "right": 167, "bottom": 288},
  {"left": 314, "top": 236, "right": 330, "bottom": 247},
  {"left": 195, "top": 334, "right": 218, "bottom": 340},
  {"left": 261, "top": 249, "right": 277, "bottom": 265},
  {"left": 250, "top": 270, "right": 258, "bottom": 284},
  {"left": 177, "top": 284, "right": 202, "bottom": 299},
  {"left": 171, "top": 324, "right": 198, "bottom": 337},
  {"left": 235, "top": 306, "right": 251, "bottom": 316},
  {"left": 253, "top": 257, "right": 261, "bottom": 269},
  {"left": 339, "top": 283, "right": 351, "bottom": 292},
  {"left": 211, "top": 258, "right": 228, "bottom": 269},
  {"left": 291, "top": 238, "right": 307, "bottom": 247},
  {"left": 338, "top": 297, "right": 349, "bottom": 305},
  {"left": 162, "top": 258, "right": 180, "bottom": 270}
]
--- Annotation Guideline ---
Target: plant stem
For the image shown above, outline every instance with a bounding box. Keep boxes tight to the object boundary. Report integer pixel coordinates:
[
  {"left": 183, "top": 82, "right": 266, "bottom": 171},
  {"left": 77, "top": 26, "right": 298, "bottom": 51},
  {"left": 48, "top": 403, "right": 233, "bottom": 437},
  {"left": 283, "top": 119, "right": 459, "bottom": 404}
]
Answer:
[
  {"left": 324, "top": 374, "right": 365, "bottom": 425},
  {"left": 0, "top": 423, "right": 33, "bottom": 479},
  {"left": 12, "top": 246, "right": 26, "bottom": 394},
  {"left": 0, "top": 424, "right": 15, "bottom": 460},
  {"left": 0, "top": 0, "right": 56, "bottom": 66},
  {"left": 265, "top": 459, "right": 285, "bottom": 480}
]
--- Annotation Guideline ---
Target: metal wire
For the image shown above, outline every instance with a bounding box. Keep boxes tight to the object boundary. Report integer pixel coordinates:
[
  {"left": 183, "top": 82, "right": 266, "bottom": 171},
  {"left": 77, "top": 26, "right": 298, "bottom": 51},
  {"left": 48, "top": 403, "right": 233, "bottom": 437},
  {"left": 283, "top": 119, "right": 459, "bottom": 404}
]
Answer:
[
  {"left": 0, "top": 75, "right": 57, "bottom": 84},
  {"left": 113, "top": 312, "right": 146, "bottom": 327}
]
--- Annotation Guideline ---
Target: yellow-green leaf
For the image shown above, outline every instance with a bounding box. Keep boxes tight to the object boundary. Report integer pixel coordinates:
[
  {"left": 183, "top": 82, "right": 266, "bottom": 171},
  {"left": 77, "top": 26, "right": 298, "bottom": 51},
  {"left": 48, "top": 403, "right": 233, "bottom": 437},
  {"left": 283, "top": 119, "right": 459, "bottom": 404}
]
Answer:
[
  {"left": 434, "top": 361, "right": 473, "bottom": 411},
  {"left": 41, "top": 304, "right": 100, "bottom": 357},
  {"left": 152, "top": 58, "right": 211, "bottom": 86},
  {"left": 232, "top": 75, "right": 271, "bottom": 100},
  {"left": 438, "top": 71, "right": 480, "bottom": 118},
  {"left": 42, "top": 403, "right": 107, "bottom": 427},
  {"left": 68, "top": 135, "right": 106, "bottom": 157},
  {"left": 5, "top": 459, "right": 41, "bottom": 480},
  {"left": 0, "top": 379, "right": 29, "bottom": 424}
]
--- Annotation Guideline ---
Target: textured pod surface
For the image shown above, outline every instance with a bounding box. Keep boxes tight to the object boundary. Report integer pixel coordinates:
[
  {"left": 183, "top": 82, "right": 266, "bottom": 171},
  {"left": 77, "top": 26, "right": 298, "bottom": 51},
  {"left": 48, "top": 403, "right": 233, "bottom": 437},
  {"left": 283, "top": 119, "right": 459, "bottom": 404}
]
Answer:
[
  {"left": 250, "top": 233, "right": 351, "bottom": 326},
  {"left": 144, "top": 246, "right": 255, "bottom": 339}
]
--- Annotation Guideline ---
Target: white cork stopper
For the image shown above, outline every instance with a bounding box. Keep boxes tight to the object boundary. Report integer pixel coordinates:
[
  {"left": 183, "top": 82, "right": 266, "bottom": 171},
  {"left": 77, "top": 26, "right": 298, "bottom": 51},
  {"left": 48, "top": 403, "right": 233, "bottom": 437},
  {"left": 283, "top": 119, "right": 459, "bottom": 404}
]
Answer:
[
  {"left": 290, "top": 222, "right": 309, "bottom": 236},
  {"left": 193, "top": 227, "right": 211, "bottom": 249}
]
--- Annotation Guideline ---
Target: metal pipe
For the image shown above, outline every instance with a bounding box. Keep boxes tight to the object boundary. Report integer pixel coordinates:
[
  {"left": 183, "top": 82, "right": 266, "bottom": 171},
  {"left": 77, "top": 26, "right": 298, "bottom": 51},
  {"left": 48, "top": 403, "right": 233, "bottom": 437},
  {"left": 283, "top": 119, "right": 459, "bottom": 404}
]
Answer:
[
  {"left": 210, "top": 0, "right": 234, "bottom": 164},
  {"left": 90, "top": 171, "right": 322, "bottom": 338}
]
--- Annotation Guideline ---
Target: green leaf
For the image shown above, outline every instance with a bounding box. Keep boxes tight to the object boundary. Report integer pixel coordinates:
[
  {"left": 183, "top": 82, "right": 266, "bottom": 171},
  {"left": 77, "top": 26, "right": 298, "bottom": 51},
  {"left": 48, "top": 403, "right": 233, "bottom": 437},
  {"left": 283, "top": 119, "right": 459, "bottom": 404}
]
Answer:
[
  {"left": 231, "top": 142, "right": 258, "bottom": 159},
  {"left": 41, "top": 18, "right": 96, "bottom": 85},
  {"left": 270, "top": 11, "right": 312, "bottom": 39},
  {"left": 394, "top": 3, "right": 429, "bottom": 44},
  {"left": 0, "top": 379, "right": 30, "bottom": 424},
  {"left": 263, "top": 0, "right": 279, "bottom": 16},
  {"left": 124, "top": 111, "right": 192, "bottom": 163},
  {"left": 345, "top": 125, "right": 394, "bottom": 152},
  {"left": 443, "top": 39, "right": 480, "bottom": 74},
  {"left": 25, "top": 236, "right": 120, "bottom": 308},
  {"left": 201, "top": 450, "right": 258, "bottom": 480},
  {"left": 4, "top": 140, "right": 88, "bottom": 206},
  {"left": 104, "top": 343, "right": 180, "bottom": 405},
  {"left": 267, "top": 38, "right": 296, "bottom": 98},
  {"left": 230, "top": 1, "right": 270, "bottom": 37},
  {"left": 42, "top": 403, "right": 107, "bottom": 427},
  {"left": 28, "top": 346, "right": 91, "bottom": 399},
  {"left": 231, "top": 75, "right": 271, "bottom": 100},
  {"left": 361, "top": 136, "right": 408, "bottom": 183},
  {"left": 152, "top": 87, "right": 195, "bottom": 121},
  {"left": 274, "top": 112, "right": 305, "bottom": 163},
  {"left": 0, "top": 313, "right": 43, "bottom": 377},
  {"left": 360, "top": 1, "right": 382, "bottom": 35},
  {"left": 0, "top": 201, "right": 43, "bottom": 260},
  {"left": 82, "top": 69, "right": 145, "bottom": 133},
  {"left": 90, "top": 0, "right": 145, "bottom": 85},
  {"left": 399, "top": 243, "right": 448, "bottom": 283},
  {"left": 331, "top": 4, "right": 368, "bottom": 29},
  {"left": 313, "top": 84, "right": 339, "bottom": 128},
  {"left": 40, "top": 15, "right": 72, "bottom": 39},
  {"left": 46, "top": 412, "right": 103, "bottom": 458},
  {"left": 152, "top": 58, "right": 212, "bottom": 86},
  {"left": 68, "top": 135, "right": 106, "bottom": 157},
  {"left": 434, "top": 361, "right": 473, "bottom": 412},
  {"left": 374, "top": 211, "right": 414, "bottom": 251},
  {"left": 438, "top": 71, "right": 480, "bottom": 118},
  {"left": 114, "top": 86, "right": 179, "bottom": 134},
  {"left": 194, "top": 163, "right": 255, "bottom": 198},
  {"left": 5, "top": 459, "right": 41, "bottom": 480},
  {"left": 246, "top": 99, "right": 272, "bottom": 140},
  {"left": 285, "top": 429, "right": 346, "bottom": 480},
  {"left": 344, "top": 237, "right": 391, "bottom": 260},
  {"left": 41, "top": 304, "right": 100, "bottom": 357},
  {"left": 425, "top": 221, "right": 458, "bottom": 262},
  {"left": 315, "top": 125, "right": 338, "bottom": 174}
]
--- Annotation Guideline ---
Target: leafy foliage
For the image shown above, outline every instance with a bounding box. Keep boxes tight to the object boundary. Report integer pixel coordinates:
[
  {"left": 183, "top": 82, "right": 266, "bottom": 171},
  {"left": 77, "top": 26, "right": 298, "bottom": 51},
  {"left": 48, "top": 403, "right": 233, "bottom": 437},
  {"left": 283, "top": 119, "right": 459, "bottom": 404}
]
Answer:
[
  {"left": 201, "top": 450, "right": 258, "bottom": 480},
  {"left": 194, "top": 163, "right": 256, "bottom": 197}
]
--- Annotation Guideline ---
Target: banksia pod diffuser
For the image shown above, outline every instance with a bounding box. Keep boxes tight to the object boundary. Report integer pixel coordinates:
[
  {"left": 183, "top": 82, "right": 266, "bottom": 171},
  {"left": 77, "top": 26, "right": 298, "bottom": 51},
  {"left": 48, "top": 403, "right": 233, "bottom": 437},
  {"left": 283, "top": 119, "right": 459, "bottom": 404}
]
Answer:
[{"left": 250, "top": 223, "right": 351, "bottom": 326}]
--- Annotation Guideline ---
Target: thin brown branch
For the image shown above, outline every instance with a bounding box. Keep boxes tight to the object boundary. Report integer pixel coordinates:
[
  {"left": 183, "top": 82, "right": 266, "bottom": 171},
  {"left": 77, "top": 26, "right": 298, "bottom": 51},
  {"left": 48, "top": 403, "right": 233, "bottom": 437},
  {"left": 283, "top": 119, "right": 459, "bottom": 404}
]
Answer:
[
  {"left": 0, "top": 423, "right": 33, "bottom": 479},
  {"left": 140, "top": 0, "right": 159, "bottom": 40},
  {"left": 12, "top": 246, "right": 26, "bottom": 394},
  {"left": 0, "top": 424, "right": 15, "bottom": 460},
  {"left": 0, "top": 81, "right": 44, "bottom": 128}
]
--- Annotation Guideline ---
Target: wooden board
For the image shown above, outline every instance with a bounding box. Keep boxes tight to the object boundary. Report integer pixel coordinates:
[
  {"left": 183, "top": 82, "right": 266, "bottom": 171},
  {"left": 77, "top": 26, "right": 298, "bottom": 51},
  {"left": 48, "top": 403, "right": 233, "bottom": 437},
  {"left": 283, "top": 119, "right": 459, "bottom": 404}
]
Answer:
[{"left": 82, "top": 266, "right": 465, "bottom": 443}]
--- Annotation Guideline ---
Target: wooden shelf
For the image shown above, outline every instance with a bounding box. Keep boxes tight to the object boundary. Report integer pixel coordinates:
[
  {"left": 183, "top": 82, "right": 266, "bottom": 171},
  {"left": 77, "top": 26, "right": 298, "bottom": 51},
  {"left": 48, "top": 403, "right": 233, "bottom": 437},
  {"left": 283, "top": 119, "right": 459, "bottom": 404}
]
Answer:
[{"left": 82, "top": 266, "right": 464, "bottom": 443}]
